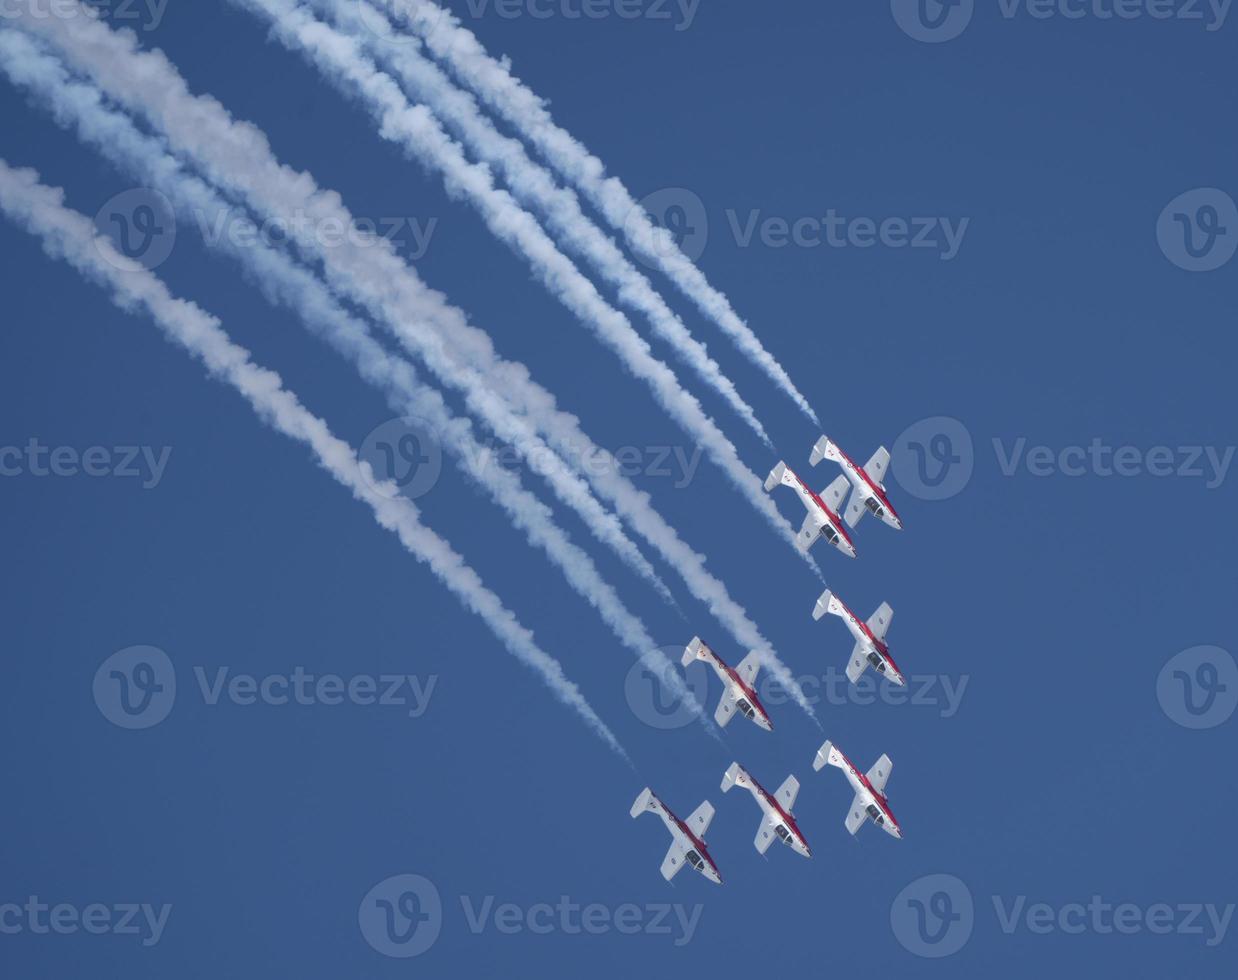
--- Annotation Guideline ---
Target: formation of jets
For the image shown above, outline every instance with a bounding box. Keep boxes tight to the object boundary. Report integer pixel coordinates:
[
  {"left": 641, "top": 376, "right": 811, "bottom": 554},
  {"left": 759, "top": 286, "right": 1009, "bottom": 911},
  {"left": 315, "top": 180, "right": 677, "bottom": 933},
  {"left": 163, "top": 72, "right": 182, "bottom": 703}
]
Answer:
[{"left": 632, "top": 433, "right": 916, "bottom": 883}]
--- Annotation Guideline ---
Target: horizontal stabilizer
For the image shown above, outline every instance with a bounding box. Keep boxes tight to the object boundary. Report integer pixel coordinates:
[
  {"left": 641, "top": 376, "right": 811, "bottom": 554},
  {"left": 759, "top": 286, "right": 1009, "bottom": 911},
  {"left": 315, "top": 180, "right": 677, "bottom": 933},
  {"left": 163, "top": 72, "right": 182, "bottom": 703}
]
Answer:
[
  {"left": 813, "top": 739, "right": 846, "bottom": 772},
  {"left": 682, "top": 636, "right": 711, "bottom": 668},
  {"left": 630, "top": 787, "right": 657, "bottom": 818},
  {"left": 809, "top": 435, "right": 832, "bottom": 467},
  {"left": 721, "top": 762, "right": 745, "bottom": 793}
]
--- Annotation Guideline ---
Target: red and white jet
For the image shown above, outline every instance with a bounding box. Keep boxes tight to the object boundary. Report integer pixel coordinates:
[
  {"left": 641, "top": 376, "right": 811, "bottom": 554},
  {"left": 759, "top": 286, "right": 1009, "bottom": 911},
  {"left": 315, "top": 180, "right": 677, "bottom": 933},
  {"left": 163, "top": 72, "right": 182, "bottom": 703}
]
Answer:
[
  {"left": 813, "top": 589, "right": 904, "bottom": 687},
  {"left": 682, "top": 637, "right": 773, "bottom": 732},
  {"left": 810, "top": 435, "right": 903, "bottom": 531},
  {"left": 721, "top": 763, "right": 811, "bottom": 858},
  {"left": 813, "top": 741, "right": 903, "bottom": 840},
  {"left": 630, "top": 788, "right": 723, "bottom": 884},
  {"left": 763, "top": 461, "right": 857, "bottom": 558}
]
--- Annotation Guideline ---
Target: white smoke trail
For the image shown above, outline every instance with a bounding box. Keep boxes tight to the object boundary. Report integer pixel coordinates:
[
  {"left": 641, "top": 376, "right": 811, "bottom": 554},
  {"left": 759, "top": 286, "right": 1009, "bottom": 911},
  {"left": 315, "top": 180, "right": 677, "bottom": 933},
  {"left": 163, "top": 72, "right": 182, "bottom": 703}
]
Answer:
[
  {"left": 228, "top": 0, "right": 803, "bottom": 555},
  {"left": 9, "top": 4, "right": 818, "bottom": 714},
  {"left": 0, "top": 27, "right": 707, "bottom": 718},
  {"left": 381, "top": 0, "right": 819, "bottom": 424},
  {"left": 0, "top": 157, "right": 627, "bottom": 756},
  {"left": 312, "top": 0, "right": 770, "bottom": 449}
]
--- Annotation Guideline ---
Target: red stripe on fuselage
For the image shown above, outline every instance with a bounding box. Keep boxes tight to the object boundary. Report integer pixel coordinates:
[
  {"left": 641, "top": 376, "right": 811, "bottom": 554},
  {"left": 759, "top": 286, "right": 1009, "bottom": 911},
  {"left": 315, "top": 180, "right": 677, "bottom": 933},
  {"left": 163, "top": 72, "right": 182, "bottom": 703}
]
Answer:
[
  {"left": 790, "top": 470, "right": 854, "bottom": 549},
  {"left": 832, "top": 444, "right": 901, "bottom": 523},
  {"left": 834, "top": 750, "right": 900, "bottom": 831},
  {"left": 747, "top": 774, "right": 809, "bottom": 849},
  {"left": 654, "top": 794, "right": 721, "bottom": 878}
]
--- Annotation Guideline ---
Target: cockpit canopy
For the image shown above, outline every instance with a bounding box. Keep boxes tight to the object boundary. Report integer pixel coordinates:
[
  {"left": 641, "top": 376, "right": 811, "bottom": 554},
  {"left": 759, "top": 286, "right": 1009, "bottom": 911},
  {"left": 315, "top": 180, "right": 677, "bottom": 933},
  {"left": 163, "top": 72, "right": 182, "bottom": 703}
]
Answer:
[
  {"left": 736, "top": 698, "right": 757, "bottom": 719},
  {"left": 685, "top": 850, "right": 706, "bottom": 870}
]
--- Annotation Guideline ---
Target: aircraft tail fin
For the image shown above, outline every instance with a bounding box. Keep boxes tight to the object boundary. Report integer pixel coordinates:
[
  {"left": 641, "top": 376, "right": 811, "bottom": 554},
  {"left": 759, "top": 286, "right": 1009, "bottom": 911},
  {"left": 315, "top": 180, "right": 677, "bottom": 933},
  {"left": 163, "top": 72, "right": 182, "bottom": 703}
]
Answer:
[
  {"left": 813, "top": 739, "right": 847, "bottom": 772},
  {"left": 721, "top": 762, "right": 746, "bottom": 793},
  {"left": 630, "top": 787, "right": 658, "bottom": 818},
  {"left": 813, "top": 589, "right": 834, "bottom": 621},
  {"left": 682, "top": 636, "right": 713, "bottom": 668},
  {"left": 764, "top": 461, "right": 796, "bottom": 492},
  {"left": 810, "top": 435, "right": 833, "bottom": 467}
]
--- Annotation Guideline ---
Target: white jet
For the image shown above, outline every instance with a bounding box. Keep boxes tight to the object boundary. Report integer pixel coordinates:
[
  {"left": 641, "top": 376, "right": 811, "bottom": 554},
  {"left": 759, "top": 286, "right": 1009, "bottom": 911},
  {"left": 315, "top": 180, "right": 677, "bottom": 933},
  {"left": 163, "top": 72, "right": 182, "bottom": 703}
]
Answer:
[
  {"left": 810, "top": 435, "right": 903, "bottom": 531},
  {"left": 721, "top": 763, "right": 811, "bottom": 858},
  {"left": 763, "top": 461, "right": 857, "bottom": 558},
  {"left": 683, "top": 637, "right": 773, "bottom": 732},
  {"left": 813, "top": 741, "right": 903, "bottom": 840},
  {"left": 630, "top": 788, "right": 723, "bottom": 884},
  {"left": 813, "top": 589, "right": 905, "bottom": 687}
]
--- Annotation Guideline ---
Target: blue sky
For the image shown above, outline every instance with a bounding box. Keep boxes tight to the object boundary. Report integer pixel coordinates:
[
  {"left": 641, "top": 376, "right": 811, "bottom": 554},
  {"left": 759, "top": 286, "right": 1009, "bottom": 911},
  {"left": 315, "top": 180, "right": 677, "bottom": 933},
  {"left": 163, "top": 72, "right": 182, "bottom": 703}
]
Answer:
[{"left": 1, "top": 1, "right": 1235, "bottom": 976}]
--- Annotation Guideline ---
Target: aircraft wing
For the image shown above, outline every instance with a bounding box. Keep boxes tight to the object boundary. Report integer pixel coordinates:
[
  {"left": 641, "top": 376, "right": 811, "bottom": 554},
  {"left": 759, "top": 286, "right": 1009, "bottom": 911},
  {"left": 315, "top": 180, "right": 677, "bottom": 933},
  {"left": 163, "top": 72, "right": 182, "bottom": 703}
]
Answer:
[
  {"left": 846, "top": 641, "right": 868, "bottom": 684},
  {"left": 686, "top": 800, "right": 715, "bottom": 837},
  {"left": 844, "top": 490, "right": 868, "bottom": 529},
  {"left": 845, "top": 793, "right": 867, "bottom": 835},
  {"left": 755, "top": 817, "right": 777, "bottom": 854},
  {"left": 866, "top": 603, "right": 893, "bottom": 643},
  {"left": 866, "top": 755, "right": 893, "bottom": 795},
  {"left": 821, "top": 474, "right": 850, "bottom": 511},
  {"left": 735, "top": 652, "right": 761, "bottom": 687},
  {"left": 864, "top": 447, "right": 891, "bottom": 486},
  {"left": 796, "top": 512, "right": 820, "bottom": 551},
  {"left": 775, "top": 775, "right": 800, "bottom": 811},
  {"left": 714, "top": 690, "right": 738, "bottom": 728},
  {"left": 660, "top": 840, "right": 690, "bottom": 881}
]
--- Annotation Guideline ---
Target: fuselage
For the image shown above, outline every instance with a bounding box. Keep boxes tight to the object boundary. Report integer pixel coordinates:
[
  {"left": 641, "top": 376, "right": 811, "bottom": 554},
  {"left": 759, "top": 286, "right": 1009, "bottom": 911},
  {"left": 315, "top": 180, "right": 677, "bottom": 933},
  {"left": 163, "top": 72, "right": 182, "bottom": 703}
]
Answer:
[
  {"left": 832, "top": 751, "right": 902, "bottom": 839},
  {"left": 789, "top": 469, "right": 857, "bottom": 558},
  {"left": 652, "top": 794, "right": 723, "bottom": 882},
  {"left": 704, "top": 653, "right": 772, "bottom": 730},
  {"left": 831, "top": 596, "right": 905, "bottom": 685},
  {"left": 743, "top": 774, "right": 811, "bottom": 857},
  {"left": 830, "top": 444, "right": 903, "bottom": 530}
]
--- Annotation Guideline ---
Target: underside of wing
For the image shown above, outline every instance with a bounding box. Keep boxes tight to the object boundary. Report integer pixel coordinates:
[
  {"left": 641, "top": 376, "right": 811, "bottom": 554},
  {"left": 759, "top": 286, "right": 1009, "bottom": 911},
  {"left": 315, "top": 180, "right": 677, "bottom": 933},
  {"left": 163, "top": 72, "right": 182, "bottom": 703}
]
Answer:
[
  {"left": 660, "top": 840, "right": 689, "bottom": 881},
  {"left": 797, "top": 513, "right": 820, "bottom": 551},
  {"left": 775, "top": 775, "right": 800, "bottom": 812},
  {"left": 735, "top": 652, "right": 761, "bottom": 687},
  {"left": 866, "top": 755, "right": 893, "bottom": 795},
  {"left": 755, "top": 817, "right": 777, "bottom": 854},
  {"left": 864, "top": 447, "right": 891, "bottom": 486},
  {"left": 866, "top": 603, "right": 893, "bottom": 643},
  {"left": 845, "top": 793, "right": 867, "bottom": 835},
  {"left": 846, "top": 641, "right": 868, "bottom": 684},
  {"left": 821, "top": 474, "right": 850, "bottom": 511},
  {"left": 844, "top": 489, "right": 868, "bottom": 529},
  {"left": 714, "top": 689, "right": 737, "bottom": 728}
]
